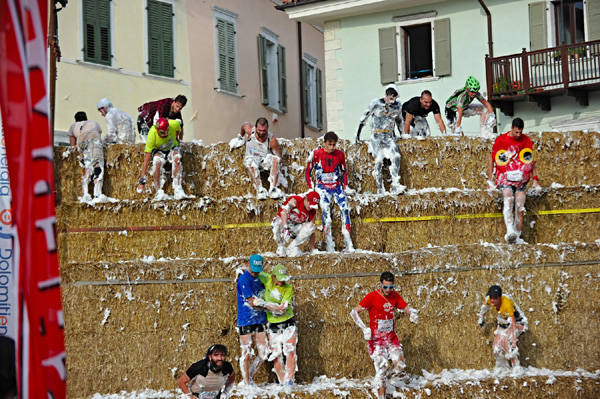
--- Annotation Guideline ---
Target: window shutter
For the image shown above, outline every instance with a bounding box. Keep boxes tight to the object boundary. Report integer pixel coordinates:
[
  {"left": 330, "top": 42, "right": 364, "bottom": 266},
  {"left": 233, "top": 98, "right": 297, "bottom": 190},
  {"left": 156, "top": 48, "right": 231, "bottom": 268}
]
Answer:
[
  {"left": 258, "top": 36, "right": 269, "bottom": 105},
  {"left": 83, "top": 0, "right": 110, "bottom": 65},
  {"left": 378, "top": 27, "right": 397, "bottom": 84},
  {"left": 433, "top": 19, "right": 451, "bottom": 77},
  {"left": 529, "top": 2, "right": 547, "bottom": 50},
  {"left": 301, "top": 60, "right": 309, "bottom": 124},
  {"left": 225, "top": 21, "right": 237, "bottom": 92},
  {"left": 278, "top": 45, "right": 287, "bottom": 112},
  {"left": 316, "top": 68, "right": 323, "bottom": 129},
  {"left": 148, "top": 0, "right": 174, "bottom": 77},
  {"left": 216, "top": 19, "right": 228, "bottom": 90},
  {"left": 97, "top": 0, "right": 111, "bottom": 64},
  {"left": 588, "top": 0, "right": 600, "bottom": 41}
]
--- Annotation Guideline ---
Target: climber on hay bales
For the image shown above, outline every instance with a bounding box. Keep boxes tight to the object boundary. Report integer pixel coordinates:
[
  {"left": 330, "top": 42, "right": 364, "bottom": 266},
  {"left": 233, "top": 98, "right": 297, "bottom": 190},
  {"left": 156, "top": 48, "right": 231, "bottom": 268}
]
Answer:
[
  {"left": 305, "top": 131, "right": 354, "bottom": 252},
  {"left": 478, "top": 285, "right": 528, "bottom": 370},
  {"left": 271, "top": 191, "right": 320, "bottom": 257},
  {"left": 487, "top": 117, "right": 542, "bottom": 244},
  {"left": 176, "top": 344, "right": 235, "bottom": 399},
  {"left": 350, "top": 271, "right": 419, "bottom": 399},
  {"left": 355, "top": 84, "right": 406, "bottom": 195}
]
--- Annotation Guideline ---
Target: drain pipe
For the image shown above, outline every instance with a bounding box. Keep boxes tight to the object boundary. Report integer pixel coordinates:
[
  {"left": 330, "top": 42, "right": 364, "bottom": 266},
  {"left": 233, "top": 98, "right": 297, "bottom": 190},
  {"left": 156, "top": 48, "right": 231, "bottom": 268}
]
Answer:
[
  {"left": 297, "top": 21, "right": 305, "bottom": 138},
  {"left": 478, "top": 0, "right": 493, "bottom": 57}
]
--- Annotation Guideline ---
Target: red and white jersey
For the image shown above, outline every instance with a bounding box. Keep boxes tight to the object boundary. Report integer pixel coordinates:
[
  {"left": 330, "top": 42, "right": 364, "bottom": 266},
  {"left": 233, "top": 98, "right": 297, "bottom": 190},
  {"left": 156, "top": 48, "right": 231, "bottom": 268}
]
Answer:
[
  {"left": 492, "top": 132, "right": 535, "bottom": 187},
  {"left": 305, "top": 148, "right": 348, "bottom": 189},
  {"left": 359, "top": 290, "right": 407, "bottom": 338},
  {"left": 277, "top": 195, "right": 316, "bottom": 225}
]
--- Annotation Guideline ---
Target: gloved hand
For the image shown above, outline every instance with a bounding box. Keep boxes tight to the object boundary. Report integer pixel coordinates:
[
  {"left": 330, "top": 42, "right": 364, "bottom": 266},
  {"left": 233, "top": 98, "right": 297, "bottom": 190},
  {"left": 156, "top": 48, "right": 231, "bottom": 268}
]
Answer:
[
  {"left": 533, "top": 180, "right": 542, "bottom": 194},
  {"left": 344, "top": 186, "right": 356, "bottom": 196},
  {"left": 252, "top": 297, "right": 266, "bottom": 307},
  {"left": 362, "top": 327, "right": 372, "bottom": 341},
  {"left": 409, "top": 308, "right": 419, "bottom": 324},
  {"left": 455, "top": 126, "right": 464, "bottom": 136},
  {"left": 487, "top": 179, "right": 497, "bottom": 191},
  {"left": 136, "top": 177, "right": 146, "bottom": 194},
  {"left": 478, "top": 316, "right": 485, "bottom": 328}
]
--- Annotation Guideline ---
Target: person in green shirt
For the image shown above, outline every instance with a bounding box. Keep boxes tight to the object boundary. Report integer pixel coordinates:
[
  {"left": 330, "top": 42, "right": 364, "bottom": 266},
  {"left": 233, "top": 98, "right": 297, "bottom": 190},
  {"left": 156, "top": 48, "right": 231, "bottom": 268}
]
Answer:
[
  {"left": 445, "top": 76, "right": 496, "bottom": 138},
  {"left": 136, "top": 117, "right": 188, "bottom": 199},
  {"left": 254, "top": 264, "right": 297, "bottom": 386}
]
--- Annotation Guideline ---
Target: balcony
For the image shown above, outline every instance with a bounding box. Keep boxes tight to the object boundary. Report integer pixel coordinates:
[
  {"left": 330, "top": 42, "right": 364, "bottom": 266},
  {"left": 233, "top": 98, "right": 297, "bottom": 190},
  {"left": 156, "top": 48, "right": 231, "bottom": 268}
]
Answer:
[{"left": 485, "top": 40, "right": 600, "bottom": 116}]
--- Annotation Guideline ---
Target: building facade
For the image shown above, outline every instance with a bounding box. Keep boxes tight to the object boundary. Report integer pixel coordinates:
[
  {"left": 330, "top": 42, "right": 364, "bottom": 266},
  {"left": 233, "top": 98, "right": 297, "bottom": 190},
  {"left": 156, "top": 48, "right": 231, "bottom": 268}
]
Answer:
[
  {"left": 281, "top": 0, "right": 600, "bottom": 139},
  {"left": 184, "top": 0, "right": 326, "bottom": 143},
  {"left": 55, "top": 0, "right": 194, "bottom": 143}
]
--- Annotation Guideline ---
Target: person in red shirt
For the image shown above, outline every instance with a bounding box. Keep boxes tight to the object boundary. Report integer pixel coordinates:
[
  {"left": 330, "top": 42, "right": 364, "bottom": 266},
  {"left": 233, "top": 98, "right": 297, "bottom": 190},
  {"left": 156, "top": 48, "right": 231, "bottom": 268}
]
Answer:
[
  {"left": 350, "top": 272, "right": 418, "bottom": 399},
  {"left": 305, "top": 131, "right": 355, "bottom": 252},
  {"left": 487, "top": 118, "right": 542, "bottom": 244},
  {"left": 271, "top": 191, "right": 320, "bottom": 257}
]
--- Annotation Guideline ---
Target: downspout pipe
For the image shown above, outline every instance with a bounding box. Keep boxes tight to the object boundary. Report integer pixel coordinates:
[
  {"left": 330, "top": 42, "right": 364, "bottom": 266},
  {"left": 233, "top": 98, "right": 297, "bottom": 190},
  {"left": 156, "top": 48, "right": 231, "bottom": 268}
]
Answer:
[
  {"left": 478, "top": 0, "right": 493, "bottom": 57},
  {"left": 297, "top": 21, "right": 305, "bottom": 138}
]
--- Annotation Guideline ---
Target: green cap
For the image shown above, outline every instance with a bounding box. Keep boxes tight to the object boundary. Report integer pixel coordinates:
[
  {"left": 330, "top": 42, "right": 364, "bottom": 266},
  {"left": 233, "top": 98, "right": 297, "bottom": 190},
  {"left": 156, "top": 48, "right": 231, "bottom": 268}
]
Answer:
[{"left": 273, "top": 264, "right": 290, "bottom": 282}]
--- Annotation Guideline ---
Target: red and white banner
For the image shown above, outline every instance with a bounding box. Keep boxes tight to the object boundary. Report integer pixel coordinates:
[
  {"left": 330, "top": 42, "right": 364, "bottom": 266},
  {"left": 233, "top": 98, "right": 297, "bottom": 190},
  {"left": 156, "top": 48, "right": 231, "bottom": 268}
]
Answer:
[{"left": 0, "top": 1, "right": 66, "bottom": 398}]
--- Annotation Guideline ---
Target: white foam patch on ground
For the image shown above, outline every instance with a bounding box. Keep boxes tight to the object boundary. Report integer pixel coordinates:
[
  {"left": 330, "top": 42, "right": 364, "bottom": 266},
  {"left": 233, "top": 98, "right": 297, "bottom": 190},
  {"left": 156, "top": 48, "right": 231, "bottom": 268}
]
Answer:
[{"left": 88, "top": 367, "right": 600, "bottom": 398}]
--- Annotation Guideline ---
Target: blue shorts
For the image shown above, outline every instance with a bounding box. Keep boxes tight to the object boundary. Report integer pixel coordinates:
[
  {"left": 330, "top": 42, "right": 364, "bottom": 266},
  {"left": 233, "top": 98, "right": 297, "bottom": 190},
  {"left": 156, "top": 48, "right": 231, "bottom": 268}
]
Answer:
[{"left": 498, "top": 183, "right": 528, "bottom": 193}]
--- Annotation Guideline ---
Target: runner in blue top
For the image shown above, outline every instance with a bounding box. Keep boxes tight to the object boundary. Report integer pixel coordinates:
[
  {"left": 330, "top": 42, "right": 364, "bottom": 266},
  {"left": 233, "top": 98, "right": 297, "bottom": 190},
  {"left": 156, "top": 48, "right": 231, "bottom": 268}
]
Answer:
[{"left": 236, "top": 254, "right": 269, "bottom": 385}]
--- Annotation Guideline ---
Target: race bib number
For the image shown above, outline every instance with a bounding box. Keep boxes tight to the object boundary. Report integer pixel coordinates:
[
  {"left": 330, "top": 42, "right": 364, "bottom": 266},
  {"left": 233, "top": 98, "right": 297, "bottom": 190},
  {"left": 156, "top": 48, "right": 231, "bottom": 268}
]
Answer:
[
  {"left": 506, "top": 170, "right": 523, "bottom": 182},
  {"left": 377, "top": 318, "right": 393, "bottom": 333},
  {"left": 320, "top": 172, "right": 338, "bottom": 184},
  {"left": 198, "top": 392, "right": 219, "bottom": 399}
]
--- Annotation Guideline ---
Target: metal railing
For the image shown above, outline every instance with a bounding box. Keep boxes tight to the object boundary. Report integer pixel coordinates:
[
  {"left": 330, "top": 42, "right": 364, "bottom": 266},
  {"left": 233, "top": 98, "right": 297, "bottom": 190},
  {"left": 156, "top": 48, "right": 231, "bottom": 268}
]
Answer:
[{"left": 485, "top": 40, "right": 600, "bottom": 98}]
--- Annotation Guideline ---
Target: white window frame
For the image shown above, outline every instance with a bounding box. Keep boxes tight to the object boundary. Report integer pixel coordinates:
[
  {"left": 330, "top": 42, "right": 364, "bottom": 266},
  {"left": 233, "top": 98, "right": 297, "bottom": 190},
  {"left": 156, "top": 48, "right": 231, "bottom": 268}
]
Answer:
[
  {"left": 546, "top": 0, "right": 589, "bottom": 47},
  {"left": 260, "top": 27, "right": 281, "bottom": 111},
  {"left": 213, "top": 6, "right": 240, "bottom": 95},
  {"left": 303, "top": 54, "right": 318, "bottom": 129},
  {"left": 395, "top": 15, "right": 436, "bottom": 82},
  {"left": 143, "top": 0, "right": 177, "bottom": 77}
]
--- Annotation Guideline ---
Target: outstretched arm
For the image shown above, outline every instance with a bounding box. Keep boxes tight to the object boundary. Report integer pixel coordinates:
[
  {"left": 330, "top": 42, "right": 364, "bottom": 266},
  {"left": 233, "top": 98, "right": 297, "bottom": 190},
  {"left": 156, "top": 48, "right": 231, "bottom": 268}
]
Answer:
[
  {"left": 350, "top": 305, "right": 371, "bottom": 340},
  {"left": 403, "top": 113, "right": 414, "bottom": 135},
  {"left": 357, "top": 102, "right": 375, "bottom": 142},
  {"left": 305, "top": 151, "right": 315, "bottom": 188},
  {"left": 176, "top": 373, "right": 194, "bottom": 399},
  {"left": 478, "top": 303, "right": 490, "bottom": 328},
  {"left": 434, "top": 113, "right": 447, "bottom": 134},
  {"left": 480, "top": 97, "right": 494, "bottom": 114}
]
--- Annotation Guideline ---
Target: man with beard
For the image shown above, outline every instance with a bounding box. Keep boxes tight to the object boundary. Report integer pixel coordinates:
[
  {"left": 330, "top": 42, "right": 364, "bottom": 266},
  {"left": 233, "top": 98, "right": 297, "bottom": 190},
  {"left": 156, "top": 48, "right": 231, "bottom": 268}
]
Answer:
[{"left": 177, "top": 344, "right": 235, "bottom": 399}]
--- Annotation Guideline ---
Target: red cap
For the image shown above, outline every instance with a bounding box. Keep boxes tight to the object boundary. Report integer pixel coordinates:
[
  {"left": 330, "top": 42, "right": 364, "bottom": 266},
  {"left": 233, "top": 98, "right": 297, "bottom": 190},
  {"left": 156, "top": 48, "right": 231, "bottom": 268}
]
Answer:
[
  {"left": 156, "top": 118, "right": 169, "bottom": 132},
  {"left": 306, "top": 191, "right": 320, "bottom": 206}
]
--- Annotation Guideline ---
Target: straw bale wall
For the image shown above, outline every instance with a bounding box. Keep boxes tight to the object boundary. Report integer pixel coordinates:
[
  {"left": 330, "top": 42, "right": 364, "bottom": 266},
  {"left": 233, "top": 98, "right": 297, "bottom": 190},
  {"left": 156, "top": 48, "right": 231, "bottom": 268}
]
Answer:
[
  {"left": 61, "top": 243, "right": 600, "bottom": 397},
  {"left": 55, "top": 132, "right": 600, "bottom": 203},
  {"left": 57, "top": 186, "right": 600, "bottom": 263}
]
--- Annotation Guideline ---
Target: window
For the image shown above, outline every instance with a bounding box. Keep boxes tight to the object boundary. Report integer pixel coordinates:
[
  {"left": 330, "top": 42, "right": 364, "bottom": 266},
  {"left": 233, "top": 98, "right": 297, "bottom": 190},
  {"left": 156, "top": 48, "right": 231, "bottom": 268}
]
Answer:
[
  {"left": 147, "top": 0, "right": 174, "bottom": 77},
  {"left": 82, "top": 0, "right": 111, "bottom": 65},
  {"left": 214, "top": 7, "right": 238, "bottom": 94},
  {"left": 553, "top": 0, "right": 585, "bottom": 45},
  {"left": 378, "top": 16, "right": 450, "bottom": 84},
  {"left": 301, "top": 57, "right": 322, "bottom": 129},
  {"left": 258, "top": 30, "right": 287, "bottom": 112}
]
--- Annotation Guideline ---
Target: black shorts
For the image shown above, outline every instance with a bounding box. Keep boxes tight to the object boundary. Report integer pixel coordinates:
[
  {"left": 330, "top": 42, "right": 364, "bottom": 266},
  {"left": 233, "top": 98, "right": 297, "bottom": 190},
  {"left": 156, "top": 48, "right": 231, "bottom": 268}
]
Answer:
[
  {"left": 445, "top": 108, "right": 456, "bottom": 123},
  {"left": 237, "top": 323, "right": 265, "bottom": 336},
  {"left": 268, "top": 318, "right": 296, "bottom": 333}
]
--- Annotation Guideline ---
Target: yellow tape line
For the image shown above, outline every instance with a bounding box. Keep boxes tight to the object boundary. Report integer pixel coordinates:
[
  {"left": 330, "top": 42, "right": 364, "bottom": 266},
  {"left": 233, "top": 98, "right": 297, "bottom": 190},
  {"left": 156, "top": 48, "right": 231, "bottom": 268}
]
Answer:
[{"left": 360, "top": 208, "right": 600, "bottom": 224}]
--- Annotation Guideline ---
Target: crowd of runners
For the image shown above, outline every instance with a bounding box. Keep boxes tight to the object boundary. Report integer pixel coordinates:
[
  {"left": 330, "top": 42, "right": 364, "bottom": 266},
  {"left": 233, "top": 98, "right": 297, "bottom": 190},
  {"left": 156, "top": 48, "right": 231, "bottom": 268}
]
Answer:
[
  {"left": 65, "top": 77, "right": 543, "bottom": 398},
  {"left": 174, "top": 254, "right": 528, "bottom": 399}
]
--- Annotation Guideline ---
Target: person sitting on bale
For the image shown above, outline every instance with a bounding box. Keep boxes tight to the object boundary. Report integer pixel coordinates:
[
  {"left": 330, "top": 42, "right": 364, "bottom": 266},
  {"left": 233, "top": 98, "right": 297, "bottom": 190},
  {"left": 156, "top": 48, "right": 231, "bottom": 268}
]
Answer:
[
  {"left": 271, "top": 191, "right": 320, "bottom": 257},
  {"left": 96, "top": 97, "right": 136, "bottom": 144},
  {"left": 478, "top": 285, "right": 528, "bottom": 370},
  {"left": 244, "top": 117, "right": 283, "bottom": 200},
  {"left": 176, "top": 344, "right": 235, "bottom": 399},
  {"left": 136, "top": 117, "right": 190, "bottom": 200}
]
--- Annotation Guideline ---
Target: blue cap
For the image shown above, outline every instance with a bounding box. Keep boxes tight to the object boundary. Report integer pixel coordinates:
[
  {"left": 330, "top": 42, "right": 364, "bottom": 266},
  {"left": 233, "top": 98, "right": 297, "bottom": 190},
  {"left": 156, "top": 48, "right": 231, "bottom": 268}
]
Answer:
[{"left": 249, "top": 254, "right": 263, "bottom": 272}]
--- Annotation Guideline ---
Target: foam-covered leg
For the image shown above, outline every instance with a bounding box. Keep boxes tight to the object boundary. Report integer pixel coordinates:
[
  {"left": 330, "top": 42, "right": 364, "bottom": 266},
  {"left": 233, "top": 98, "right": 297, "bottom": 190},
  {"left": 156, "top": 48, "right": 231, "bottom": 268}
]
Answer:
[
  {"left": 92, "top": 165, "right": 104, "bottom": 198},
  {"left": 317, "top": 186, "right": 335, "bottom": 251},
  {"left": 502, "top": 189, "right": 517, "bottom": 242}
]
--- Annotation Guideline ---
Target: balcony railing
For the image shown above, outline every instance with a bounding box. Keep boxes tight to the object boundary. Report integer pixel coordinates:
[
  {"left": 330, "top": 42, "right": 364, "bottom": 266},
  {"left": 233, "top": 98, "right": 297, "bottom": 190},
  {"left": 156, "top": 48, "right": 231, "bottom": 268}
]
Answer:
[{"left": 485, "top": 40, "right": 600, "bottom": 114}]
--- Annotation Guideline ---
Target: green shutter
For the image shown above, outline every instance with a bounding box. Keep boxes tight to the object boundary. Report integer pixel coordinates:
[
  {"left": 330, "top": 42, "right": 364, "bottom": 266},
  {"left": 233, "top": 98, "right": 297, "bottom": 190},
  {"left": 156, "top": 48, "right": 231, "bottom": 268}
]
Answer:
[
  {"left": 278, "top": 45, "right": 287, "bottom": 113},
  {"left": 378, "top": 27, "right": 397, "bottom": 84},
  {"left": 588, "top": 0, "right": 600, "bottom": 41},
  {"left": 434, "top": 19, "right": 451, "bottom": 76},
  {"left": 258, "top": 36, "right": 269, "bottom": 104},
  {"left": 316, "top": 68, "right": 323, "bottom": 129},
  {"left": 148, "top": 0, "right": 174, "bottom": 77},
  {"left": 301, "top": 60, "right": 310, "bottom": 124},
  {"left": 529, "top": 2, "right": 547, "bottom": 50},
  {"left": 83, "top": 0, "right": 110, "bottom": 65},
  {"left": 217, "top": 19, "right": 237, "bottom": 92}
]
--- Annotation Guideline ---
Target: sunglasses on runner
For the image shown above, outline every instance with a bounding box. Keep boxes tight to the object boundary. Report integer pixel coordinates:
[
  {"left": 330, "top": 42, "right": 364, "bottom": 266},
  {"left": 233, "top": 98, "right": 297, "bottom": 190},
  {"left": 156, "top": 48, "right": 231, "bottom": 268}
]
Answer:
[{"left": 382, "top": 284, "right": 395, "bottom": 290}]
